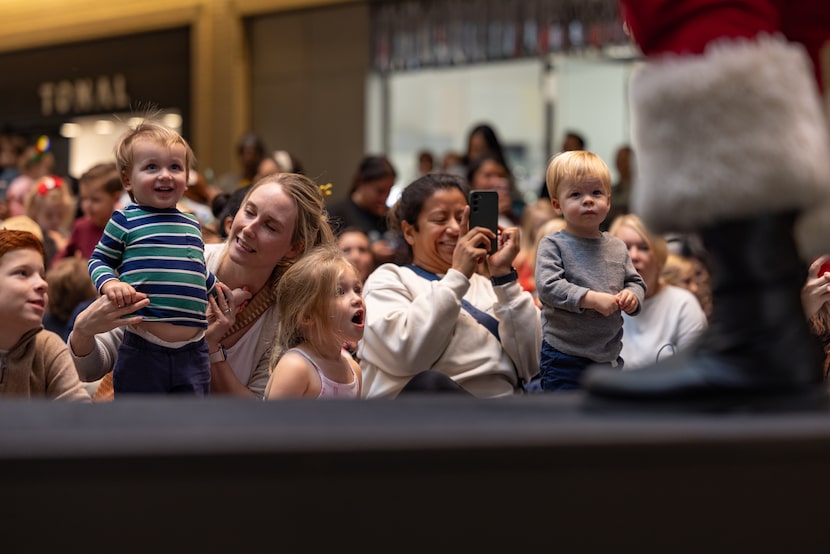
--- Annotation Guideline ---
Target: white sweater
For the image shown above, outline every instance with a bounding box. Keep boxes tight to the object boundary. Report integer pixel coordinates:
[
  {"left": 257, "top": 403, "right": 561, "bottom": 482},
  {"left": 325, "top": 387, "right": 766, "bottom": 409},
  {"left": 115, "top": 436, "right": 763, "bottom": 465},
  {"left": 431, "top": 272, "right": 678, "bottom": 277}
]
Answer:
[
  {"left": 358, "top": 264, "right": 541, "bottom": 398},
  {"left": 621, "top": 285, "right": 707, "bottom": 370}
]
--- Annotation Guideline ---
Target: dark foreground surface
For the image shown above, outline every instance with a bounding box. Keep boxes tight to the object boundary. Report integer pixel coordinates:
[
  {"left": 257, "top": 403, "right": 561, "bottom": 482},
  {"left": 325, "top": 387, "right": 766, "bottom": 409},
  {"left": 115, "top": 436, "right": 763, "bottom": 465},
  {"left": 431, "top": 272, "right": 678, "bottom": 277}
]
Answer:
[{"left": 2, "top": 392, "right": 829, "bottom": 552}]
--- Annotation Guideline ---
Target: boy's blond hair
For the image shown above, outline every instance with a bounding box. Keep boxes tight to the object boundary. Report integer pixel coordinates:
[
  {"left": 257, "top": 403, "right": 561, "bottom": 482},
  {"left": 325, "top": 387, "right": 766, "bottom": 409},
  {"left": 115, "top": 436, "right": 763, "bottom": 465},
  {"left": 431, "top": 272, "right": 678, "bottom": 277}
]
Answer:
[
  {"left": 545, "top": 150, "right": 611, "bottom": 200},
  {"left": 114, "top": 120, "right": 195, "bottom": 192}
]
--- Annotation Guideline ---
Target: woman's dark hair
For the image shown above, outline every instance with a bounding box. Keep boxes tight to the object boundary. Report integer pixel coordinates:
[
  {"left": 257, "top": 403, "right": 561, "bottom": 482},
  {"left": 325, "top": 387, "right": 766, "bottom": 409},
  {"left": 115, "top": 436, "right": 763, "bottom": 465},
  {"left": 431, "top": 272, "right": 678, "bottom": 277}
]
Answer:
[
  {"left": 465, "top": 153, "right": 514, "bottom": 185},
  {"left": 350, "top": 155, "right": 397, "bottom": 194},
  {"left": 466, "top": 153, "right": 521, "bottom": 204},
  {"left": 463, "top": 123, "right": 508, "bottom": 167},
  {"left": 387, "top": 173, "right": 469, "bottom": 261}
]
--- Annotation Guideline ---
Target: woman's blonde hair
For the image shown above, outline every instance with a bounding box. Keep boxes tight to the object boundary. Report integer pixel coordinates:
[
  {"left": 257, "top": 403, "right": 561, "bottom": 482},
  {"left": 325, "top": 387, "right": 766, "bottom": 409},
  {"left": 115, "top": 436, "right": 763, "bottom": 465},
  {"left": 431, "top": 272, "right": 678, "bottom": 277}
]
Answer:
[
  {"left": 229, "top": 172, "right": 336, "bottom": 284},
  {"left": 545, "top": 150, "right": 611, "bottom": 200},
  {"left": 269, "top": 244, "right": 359, "bottom": 369},
  {"left": 609, "top": 213, "right": 669, "bottom": 271}
]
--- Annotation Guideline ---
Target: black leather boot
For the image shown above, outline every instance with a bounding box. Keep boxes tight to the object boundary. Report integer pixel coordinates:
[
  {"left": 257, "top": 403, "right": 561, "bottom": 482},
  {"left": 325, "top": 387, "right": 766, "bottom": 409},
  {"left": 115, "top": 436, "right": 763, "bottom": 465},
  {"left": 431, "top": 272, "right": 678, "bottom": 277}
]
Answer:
[{"left": 582, "top": 212, "right": 828, "bottom": 412}]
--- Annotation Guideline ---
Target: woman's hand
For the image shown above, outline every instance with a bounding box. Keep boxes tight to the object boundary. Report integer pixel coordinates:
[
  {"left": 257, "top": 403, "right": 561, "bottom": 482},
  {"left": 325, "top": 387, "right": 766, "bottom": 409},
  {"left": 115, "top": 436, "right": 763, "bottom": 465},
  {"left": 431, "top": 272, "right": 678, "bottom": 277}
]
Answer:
[
  {"left": 453, "top": 206, "right": 492, "bottom": 278},
  {"left": 69, "top": 293, "right": 150, "bottom": 357},
  {"left": 206, "top": 283, "right": 252, "bottom": 350},
  {"left": 488, "top": 225, "right": 520, "bottom": 276},
  {"left": 802, "top": 255, "right": 830, "bottom": 318}
]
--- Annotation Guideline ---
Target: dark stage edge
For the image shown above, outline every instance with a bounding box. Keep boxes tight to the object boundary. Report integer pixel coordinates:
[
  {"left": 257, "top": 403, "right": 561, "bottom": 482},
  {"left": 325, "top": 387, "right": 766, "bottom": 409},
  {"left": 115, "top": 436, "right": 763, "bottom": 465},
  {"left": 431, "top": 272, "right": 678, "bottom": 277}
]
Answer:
[{"left": 2, "top": 393, "right": 830, "bottom": 553}]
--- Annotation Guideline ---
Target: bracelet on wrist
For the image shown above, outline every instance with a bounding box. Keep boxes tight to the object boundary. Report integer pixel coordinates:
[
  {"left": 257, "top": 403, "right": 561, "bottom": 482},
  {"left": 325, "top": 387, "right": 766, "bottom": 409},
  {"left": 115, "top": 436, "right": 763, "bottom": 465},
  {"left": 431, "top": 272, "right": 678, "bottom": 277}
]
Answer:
[
  {"left": 209, "top": 344, "right": 227, "bottom": 364},
  {"left": 491, "top": 267, "right": 518, "bottom": 286}
]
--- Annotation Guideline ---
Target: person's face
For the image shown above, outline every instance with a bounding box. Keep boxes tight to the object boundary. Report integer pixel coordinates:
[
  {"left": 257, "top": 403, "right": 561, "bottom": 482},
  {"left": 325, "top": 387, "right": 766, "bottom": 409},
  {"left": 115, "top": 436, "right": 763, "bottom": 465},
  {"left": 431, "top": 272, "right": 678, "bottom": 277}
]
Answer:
[
  {"left": 471, "top": 159, "right": 511, "bottom": 215},
  {"left": 6, "top": 184, "right": 27, "bottom": 217},
  {"left": 468, "top": 132, "right": 489, "bottom": 161},
  {"left": 552, "top": 178, "right": 610, "bottom": 237},
  {"left": 228, "top": 182, "right": 300, "bottom": 273},
  {"left": 674, "top": 263, "right": 698, "bottom": 294},
  {"left": 80, "top": 182, "right": 121, "bottom": 229},
  {"left": 614, "top": 225, "right": 660, "bottom": 295},
  {"left": 0, "top": 139, "right": 15, "bottom": 168},
  {"left": 354, "top": 176, "right": 394, "bottom": 217},
  {"left": 240, "top": 145, "right": 263, "bottom": 179},
  {"left": 0, "top": 248, "right": 47, "bottom": 345},
  {"left": 331, "top": 266, "right": 365, "bottom": 344},
  {"left": 403, "top": 187, "right": 466, "bottom": 274},
  {"left": 338, "top": 231, "right": 374, "bottom": 282},
  {"left": 122, "top": 139, "right": 188, "bottom": 209},
  {"left": 253, "top": 158, "right": 280, "bottom": 184},
  {"left": 37, "top": 198, "right": 66, "bottom": 232}
]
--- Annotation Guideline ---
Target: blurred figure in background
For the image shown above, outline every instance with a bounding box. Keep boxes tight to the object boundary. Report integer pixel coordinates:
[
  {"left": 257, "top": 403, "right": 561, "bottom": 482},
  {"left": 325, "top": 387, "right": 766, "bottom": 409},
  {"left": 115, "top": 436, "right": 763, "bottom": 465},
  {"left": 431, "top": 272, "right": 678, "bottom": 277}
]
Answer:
[
  {"left": 52, "top": 162, "right": 122, "bottom": 265},
  {"left": 24, "top": 175, "right": 76, "bottom": 267},
  {"left": 6, "top": 136, "right": 55, "bottom": 217},
  {"left": 327, "top": 155, "right": 401, "bottom": 265},
  {"left": 44, "top": 257, "right": 97, "bottom": 342},
  {"left": 254, "top": 149, "right": 304, "bottom": 182},
  {"left": 216, "top": 132, "right": 265, "bottom": 193},
  {"left": 467, "top": 153, "right": 522, "bottom": 228}
]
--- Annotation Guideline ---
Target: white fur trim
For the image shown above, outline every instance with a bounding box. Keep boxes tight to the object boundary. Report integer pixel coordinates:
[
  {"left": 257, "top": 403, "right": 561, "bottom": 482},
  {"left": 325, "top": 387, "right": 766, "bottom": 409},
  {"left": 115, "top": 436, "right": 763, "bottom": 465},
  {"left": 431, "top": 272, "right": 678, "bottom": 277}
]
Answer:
[{"left": 629, "top": 34, "right": 830, "bottom": 252}]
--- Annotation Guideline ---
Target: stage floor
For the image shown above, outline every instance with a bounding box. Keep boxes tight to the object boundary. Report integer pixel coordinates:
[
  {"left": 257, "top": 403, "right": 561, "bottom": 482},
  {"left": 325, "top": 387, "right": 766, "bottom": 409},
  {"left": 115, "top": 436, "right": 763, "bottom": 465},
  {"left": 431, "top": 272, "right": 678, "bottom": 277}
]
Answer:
[{"left": 2, "top": 393, "right": 829, "bottom": 552}]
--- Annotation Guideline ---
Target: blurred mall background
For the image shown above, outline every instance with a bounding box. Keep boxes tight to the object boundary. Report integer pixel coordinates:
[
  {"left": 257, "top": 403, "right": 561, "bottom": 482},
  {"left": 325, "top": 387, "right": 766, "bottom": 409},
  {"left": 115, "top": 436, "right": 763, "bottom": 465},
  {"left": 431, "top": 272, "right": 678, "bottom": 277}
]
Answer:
[{"left": 0, "top": 0, "right": 639, "bottom": 204}]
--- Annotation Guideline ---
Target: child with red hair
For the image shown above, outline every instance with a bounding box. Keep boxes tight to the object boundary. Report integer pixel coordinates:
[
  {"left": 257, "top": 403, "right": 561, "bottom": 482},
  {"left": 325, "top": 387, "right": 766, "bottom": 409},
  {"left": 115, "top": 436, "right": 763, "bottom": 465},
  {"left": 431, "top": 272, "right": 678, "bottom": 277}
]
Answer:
[{"left": 0, "top": 228, "right": 90, "bottom": 400}]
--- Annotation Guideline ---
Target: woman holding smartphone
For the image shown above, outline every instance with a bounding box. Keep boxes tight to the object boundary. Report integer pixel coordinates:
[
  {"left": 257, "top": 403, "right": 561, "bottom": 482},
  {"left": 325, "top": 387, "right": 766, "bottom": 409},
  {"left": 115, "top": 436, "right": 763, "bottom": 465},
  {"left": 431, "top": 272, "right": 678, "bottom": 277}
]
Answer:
[{"left": 358, "top": 173, "right": 541, "bottom": 398}]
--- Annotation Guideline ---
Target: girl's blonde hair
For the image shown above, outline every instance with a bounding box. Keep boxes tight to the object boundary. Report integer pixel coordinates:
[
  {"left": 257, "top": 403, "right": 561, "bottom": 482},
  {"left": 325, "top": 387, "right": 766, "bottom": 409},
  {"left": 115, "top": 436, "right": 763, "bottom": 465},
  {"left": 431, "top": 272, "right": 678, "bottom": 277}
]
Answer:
[
  {"left": 545, "top": 150, "right": 611, "bottom": 200},
  {"left": 24, "top": 175, "right": 76, "bottom": 232},
  {"left": 269, "top": 244, "right": 360, "bottom": 370}
]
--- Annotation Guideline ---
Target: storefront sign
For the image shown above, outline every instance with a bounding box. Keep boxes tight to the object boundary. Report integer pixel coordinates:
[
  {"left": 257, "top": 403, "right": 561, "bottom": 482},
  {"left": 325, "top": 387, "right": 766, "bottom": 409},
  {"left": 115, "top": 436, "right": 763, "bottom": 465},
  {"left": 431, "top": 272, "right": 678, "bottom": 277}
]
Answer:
[{"left": 38, "top": 74, "right": 130, "bottom": 116}]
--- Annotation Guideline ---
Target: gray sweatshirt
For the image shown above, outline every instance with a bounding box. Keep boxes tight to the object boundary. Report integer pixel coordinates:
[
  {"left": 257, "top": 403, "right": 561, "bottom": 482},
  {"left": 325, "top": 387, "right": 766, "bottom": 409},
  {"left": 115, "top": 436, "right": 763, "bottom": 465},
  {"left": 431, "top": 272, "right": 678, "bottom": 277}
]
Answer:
[{"left": 535, "top": 230, "right": 645, "bottom": 363}]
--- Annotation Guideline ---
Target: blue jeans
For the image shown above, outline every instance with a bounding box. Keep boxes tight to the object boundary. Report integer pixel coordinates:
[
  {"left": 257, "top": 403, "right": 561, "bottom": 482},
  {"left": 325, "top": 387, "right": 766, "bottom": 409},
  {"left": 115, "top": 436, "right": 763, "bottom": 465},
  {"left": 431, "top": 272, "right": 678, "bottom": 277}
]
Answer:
[
  {"left": 113, "top": 330, "right": 210, "bottom": 396},
  {"left": 540, "top": 340, "right": 622, "bottom": 391}
]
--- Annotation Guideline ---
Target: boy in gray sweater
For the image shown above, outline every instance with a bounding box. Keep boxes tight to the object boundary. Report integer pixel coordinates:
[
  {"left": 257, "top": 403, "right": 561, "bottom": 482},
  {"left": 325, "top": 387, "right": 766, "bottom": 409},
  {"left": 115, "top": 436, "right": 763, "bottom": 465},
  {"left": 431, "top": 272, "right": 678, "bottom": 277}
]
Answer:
[{"left": 536, "top": 151, "right": 645, "bottom": 391}]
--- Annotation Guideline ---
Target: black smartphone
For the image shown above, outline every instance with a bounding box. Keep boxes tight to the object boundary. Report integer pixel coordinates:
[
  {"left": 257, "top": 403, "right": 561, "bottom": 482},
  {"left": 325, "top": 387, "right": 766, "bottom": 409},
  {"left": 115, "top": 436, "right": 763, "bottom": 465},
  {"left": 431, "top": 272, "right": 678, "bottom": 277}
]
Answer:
[{"left": 469, "top": 190, "right": 499, "bottom": 254}]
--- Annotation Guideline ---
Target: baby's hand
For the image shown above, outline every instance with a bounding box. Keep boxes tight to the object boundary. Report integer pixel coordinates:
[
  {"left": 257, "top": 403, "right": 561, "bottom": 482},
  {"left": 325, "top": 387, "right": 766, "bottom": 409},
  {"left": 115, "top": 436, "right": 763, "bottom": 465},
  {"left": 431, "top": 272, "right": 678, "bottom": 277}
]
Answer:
[
  {"left": 101, "top": 280, "right": 137, "bottom": 308},
  {"left": 616, "top": 290, "right": 639, "bottom": 314},
  {"left": 584, "top": 291, "right": 620, "bottom": 317}
]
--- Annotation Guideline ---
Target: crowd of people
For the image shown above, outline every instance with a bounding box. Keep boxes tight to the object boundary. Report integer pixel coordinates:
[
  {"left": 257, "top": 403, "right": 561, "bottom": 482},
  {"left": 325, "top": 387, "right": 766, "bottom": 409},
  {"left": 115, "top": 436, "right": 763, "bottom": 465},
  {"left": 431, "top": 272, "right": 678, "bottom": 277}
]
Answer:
[
  {"left": 0, "top": 112, "right": 827, "bottom": 405},
  {"left": 3, "top": 0, "right": 830, "bottom": 406}
]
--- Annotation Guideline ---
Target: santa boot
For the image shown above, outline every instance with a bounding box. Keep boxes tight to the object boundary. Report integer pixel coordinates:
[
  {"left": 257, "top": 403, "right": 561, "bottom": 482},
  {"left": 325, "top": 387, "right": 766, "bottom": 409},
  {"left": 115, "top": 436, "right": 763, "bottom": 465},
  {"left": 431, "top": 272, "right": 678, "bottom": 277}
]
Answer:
[{"left": 582, "top": 35, "right": 830, "bottom": 409}]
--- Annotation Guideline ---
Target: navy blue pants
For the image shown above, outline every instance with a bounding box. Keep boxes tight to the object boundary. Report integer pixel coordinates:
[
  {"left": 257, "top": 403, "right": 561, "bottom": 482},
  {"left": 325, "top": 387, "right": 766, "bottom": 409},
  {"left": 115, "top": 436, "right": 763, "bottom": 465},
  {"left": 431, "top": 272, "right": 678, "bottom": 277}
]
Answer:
[
  {"left": 540, "top": 340, "right": 622, "bottom": 391},
  {"left": 113, "top": 330, "right": 210, "bottom": 396}
]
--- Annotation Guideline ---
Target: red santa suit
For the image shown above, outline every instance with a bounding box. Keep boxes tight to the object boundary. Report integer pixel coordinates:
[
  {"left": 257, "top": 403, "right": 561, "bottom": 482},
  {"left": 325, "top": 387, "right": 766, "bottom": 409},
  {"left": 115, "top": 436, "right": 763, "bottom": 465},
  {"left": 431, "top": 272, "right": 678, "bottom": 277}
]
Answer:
[{"left": 584, "top": 0, "right": 830, "bottom": 405}]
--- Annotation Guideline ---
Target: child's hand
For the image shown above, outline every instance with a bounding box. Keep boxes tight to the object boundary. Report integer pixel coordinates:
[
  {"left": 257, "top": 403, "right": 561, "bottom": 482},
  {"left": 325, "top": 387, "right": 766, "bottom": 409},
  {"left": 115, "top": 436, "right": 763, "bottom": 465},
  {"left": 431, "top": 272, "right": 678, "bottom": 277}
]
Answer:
[
  {"left": 101, "top": 280, "right": 137, "bottom": 308},
  {"left": 582, "top": 290, "right": 620, "bottom": 317},
  {"left": 616, "top": 290, "right": 639, "bottom": 314}
]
